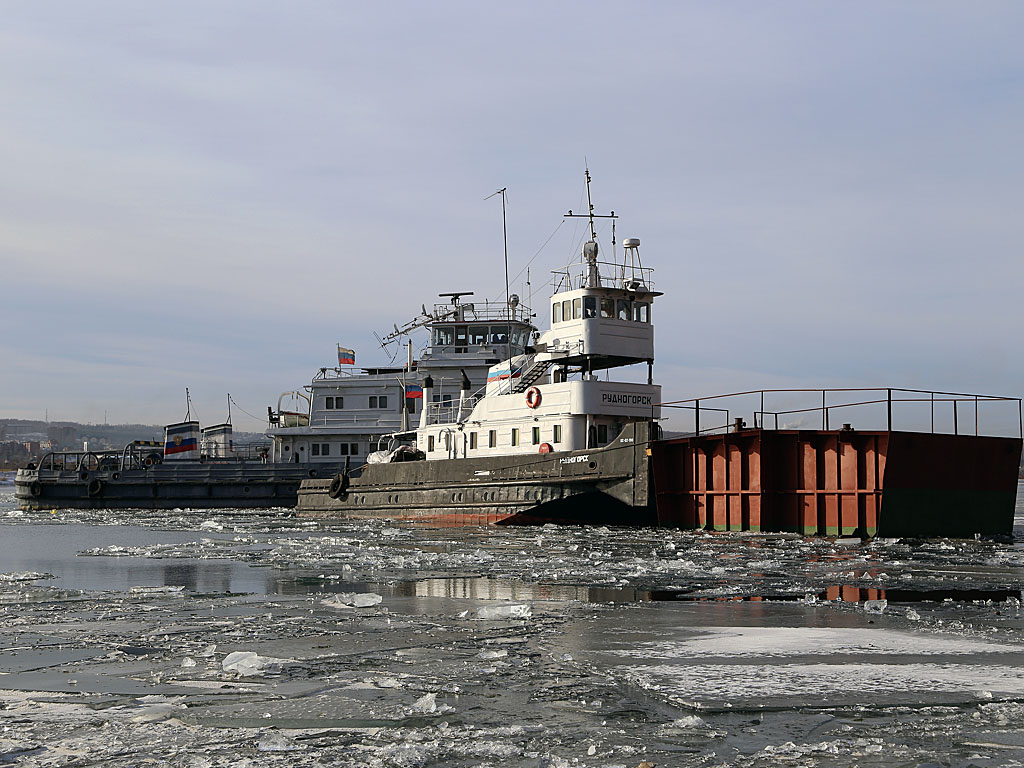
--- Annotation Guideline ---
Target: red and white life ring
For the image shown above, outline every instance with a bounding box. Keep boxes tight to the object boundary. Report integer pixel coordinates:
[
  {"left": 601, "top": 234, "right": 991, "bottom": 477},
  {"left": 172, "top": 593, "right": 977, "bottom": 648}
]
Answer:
[{"left": 525, "top": 387, "right": 542, "bottom": 409}]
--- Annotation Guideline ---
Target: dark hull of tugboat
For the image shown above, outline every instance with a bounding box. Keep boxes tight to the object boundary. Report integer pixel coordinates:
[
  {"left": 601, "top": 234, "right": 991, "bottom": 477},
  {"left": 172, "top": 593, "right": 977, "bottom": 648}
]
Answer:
[
  {"left": 14, "top": 462, "right": 340, "bottom": 512},
  {"left": 298, "top": 423, "right": 655, "bottom": 526},
  {"left": 298, "top": 423, "right": 1021, "bottom": 537}
]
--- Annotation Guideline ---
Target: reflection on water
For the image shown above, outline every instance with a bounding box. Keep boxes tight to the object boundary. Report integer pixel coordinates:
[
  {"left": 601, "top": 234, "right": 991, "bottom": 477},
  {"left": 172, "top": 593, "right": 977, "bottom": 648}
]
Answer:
[{"left": 0, "top": 522, "right": 283, "bottom": 594}]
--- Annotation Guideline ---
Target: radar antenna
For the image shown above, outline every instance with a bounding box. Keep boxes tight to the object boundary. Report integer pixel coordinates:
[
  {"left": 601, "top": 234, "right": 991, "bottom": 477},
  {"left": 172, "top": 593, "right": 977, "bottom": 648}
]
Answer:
[{"left": 378, "top": 292, "right": 472, "bottom": 348}]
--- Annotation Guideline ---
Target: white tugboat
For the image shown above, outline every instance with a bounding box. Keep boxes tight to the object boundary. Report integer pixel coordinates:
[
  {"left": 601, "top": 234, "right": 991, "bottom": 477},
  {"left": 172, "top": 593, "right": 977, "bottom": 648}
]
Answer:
[
  {"left": 266, "top": 293, "right": 536, "bottom": 468},
  {"left": 299, "top": 171, "right": 664, "bottom": 524}
]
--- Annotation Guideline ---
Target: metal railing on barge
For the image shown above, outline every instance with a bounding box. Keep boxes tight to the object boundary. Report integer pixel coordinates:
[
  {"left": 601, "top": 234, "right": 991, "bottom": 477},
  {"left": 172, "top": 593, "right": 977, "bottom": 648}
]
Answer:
[
  {"left": 656, "top": 387, "right": 1023, "bottom": 439},
  {"left": 32, "top": 440, "right": 272, "bottom": 473}
]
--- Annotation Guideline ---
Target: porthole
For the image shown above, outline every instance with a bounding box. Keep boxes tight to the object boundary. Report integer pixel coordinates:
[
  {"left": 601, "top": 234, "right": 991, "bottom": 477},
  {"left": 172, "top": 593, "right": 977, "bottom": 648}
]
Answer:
[{"left": 588, "top": 461, "right": 597, "bottom": 469}]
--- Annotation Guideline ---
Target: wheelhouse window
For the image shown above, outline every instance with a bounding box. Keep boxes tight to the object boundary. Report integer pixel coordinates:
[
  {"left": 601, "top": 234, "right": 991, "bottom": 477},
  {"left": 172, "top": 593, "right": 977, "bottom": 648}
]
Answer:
[
  {"left": 469, "top": 325, "right": 489, "bottom": 345},
  {"left": 637, "top": 302, "right": 650, "bottom": 322},
  {"left": 434, "top": 326, "right": 454, "bottom": 346},
  {"left": 600, "top": 297, "right": 614, "bottom": 318},
  {"left": 561, "top": 300, "right": 571, "bottom": 322},
  {"left": 490, "top": 325, "right": 509, "bottom": 344},
  {"left": 455, "top": 325, "right": 468, "bottom": 349},
  {"left": 617, "top": 299, "right": 632, "bottom": 321},
  {"left": 583, "top": 296, "right": 597, "bottom": 318},
  {"left": 552, "top": 302, "right": 562, "bottom": 324},
  {"left": 572, "top": 298, "right": 582, "bottom": 319}
]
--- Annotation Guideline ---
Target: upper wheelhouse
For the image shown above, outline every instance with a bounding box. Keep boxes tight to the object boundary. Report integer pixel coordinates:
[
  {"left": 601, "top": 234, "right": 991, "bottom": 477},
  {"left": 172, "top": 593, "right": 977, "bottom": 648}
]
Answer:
[
  {"left": 539, "top": 241, "right": 659, "bottom": 371},
  {"left": 417, "top": 293, "right": 535, "bottom": 366}
]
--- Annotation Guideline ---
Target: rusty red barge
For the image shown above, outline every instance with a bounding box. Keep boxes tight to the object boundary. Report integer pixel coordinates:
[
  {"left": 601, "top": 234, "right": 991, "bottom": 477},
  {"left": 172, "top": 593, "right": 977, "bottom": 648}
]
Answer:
[{"left": 651, "top": 388, "right": 1022, "bottom": 538}]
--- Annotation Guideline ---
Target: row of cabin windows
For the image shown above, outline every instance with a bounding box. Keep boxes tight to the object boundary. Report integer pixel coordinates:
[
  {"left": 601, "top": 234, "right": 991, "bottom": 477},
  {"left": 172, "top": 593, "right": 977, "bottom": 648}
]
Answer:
[
  {"left": 552, "top": 296, "right": 650, "bottom": 324},
  {"left": 433, "top": 325, "right": 531, "bottom": 349},
  {"left": 428, "top": 424, "right": 563, "bottom": 452},
  {"left": 324, "top": 395, "right": 411, "bottom": 411},
  {"left": 311, "top": 442, "right": 360, "bottom": 456}
]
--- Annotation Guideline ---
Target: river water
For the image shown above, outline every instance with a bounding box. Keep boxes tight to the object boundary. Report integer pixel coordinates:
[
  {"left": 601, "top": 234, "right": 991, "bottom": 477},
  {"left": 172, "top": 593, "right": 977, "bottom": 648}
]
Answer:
[{"left": 0, "top": 479, "right": 1022, "bottom": 767}]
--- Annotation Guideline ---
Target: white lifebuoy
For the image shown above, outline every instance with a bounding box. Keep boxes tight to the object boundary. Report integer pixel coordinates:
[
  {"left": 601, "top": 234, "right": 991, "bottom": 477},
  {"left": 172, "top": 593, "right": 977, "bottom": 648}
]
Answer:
[{"left": 525, "top": 387, "right": 542, "bottom": 409}]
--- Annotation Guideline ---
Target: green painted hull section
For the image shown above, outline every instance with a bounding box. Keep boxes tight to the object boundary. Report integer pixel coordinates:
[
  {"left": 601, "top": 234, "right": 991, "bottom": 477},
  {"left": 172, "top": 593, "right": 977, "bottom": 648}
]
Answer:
[{"left": 878, "top": 488, "right": 1016, "bottom": 538}]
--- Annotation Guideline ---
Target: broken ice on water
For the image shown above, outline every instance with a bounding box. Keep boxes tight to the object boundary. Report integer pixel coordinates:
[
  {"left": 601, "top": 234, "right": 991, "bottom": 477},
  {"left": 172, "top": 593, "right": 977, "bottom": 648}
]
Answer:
[{"left": 0, "top": 484, "right": 1021, "bottom": 765}]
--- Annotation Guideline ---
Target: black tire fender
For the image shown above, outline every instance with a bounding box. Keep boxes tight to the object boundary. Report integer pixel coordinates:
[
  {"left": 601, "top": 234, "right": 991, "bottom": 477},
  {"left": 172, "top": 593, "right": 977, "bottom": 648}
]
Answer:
[
  {"left": 328, "top": 474, "right": 350, "bottom": 499},
  {"left": 88, "top": 479, "right": 104, "bottom": 497},
  {"left": 30, "top": 481, "right": 43, "bottom": 497}
]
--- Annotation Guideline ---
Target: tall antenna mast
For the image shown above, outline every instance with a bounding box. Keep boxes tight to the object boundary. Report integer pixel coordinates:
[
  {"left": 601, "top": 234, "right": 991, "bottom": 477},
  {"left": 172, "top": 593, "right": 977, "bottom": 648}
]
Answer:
[
  {"left": 564, "top": 165, "right": 617, "bottom": 289},
  {"left": 485, "top": 186, "right": 513, "bottom": 364},
  {"left": 485, "top": 187, "right": 511, "bottom": 314},
  {"left": 584, "top": 165, "right": 597, "bottom": 242}
]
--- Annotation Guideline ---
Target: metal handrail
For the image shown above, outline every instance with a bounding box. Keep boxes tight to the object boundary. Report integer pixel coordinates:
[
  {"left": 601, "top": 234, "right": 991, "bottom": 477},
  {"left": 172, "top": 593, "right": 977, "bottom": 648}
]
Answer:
[
  {"left": 656, "top": 387, "right": 1023, "bottom": 439},
  {"left": 551, "top": 259, "right": 655, "bottom": 293},
  {"left": 429, "top": 299, "right": 534, "bottom": 324}
]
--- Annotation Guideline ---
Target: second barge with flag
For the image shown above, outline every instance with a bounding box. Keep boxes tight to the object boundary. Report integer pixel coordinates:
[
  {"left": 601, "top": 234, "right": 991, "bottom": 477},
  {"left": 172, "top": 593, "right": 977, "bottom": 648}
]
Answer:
[{"left": 14, "top": 293, "right": 537, "bottom": 511}]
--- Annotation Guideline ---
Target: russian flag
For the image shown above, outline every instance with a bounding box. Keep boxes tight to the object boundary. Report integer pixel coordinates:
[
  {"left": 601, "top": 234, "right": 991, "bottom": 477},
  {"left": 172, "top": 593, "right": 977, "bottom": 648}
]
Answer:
[
  {"left": 405, "top": 384, "right": 423, "bottom": 399},
  {"left": 487, "top": 366, "right": 521, "bottom": 383},
  {"left": 164, "top": 437, "right": 198, "bottom": 455},
  {"left": 337, "top": 345, "right": 355, "bottom": 365}
]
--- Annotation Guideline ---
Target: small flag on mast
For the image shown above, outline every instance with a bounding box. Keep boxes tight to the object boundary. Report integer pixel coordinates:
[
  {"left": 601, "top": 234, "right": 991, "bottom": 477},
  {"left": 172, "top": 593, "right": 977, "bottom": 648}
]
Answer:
[
  {"left": 404, "top": 384, "right": 423, "bottom": 399},
  {"left": 337, "top": 345, "right": 355, "bottom": 365}
]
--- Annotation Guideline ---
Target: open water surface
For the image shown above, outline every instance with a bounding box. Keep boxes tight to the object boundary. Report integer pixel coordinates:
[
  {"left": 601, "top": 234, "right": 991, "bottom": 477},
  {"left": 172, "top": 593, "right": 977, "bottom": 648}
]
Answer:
[{"left": 0, "top": 477, "right": 1021, "bottom": 766}]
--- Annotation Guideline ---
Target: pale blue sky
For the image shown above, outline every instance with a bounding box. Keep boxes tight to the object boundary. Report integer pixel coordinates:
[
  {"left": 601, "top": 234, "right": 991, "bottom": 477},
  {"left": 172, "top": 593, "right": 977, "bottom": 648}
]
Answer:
[{"left": 1, "top": 2, "right": 1021, "bottom": 433}]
